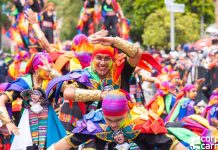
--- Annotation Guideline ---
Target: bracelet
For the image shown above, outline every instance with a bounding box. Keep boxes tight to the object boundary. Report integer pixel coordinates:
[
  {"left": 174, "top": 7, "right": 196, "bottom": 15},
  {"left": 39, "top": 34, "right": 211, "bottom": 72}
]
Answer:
[
  {"left": 166, "top": 134, "right": 180, "bottom": 150},
  {"left": 113, "top": 37, "right": 139, "bottom": 58},
  {"left": 73, "top": 88, "right": 102, "bottom": 102},
  {"left": 0, "top": 106, "right": 11, "bottom": 125},
  {"left": 169, "top": 140, "right": 179, "bottom": 150},
  {"left": 64, "top": 134, "right": 78, "bottom": 148},
  {"left": 32, "top": 24, "right": 45, "bottom": 40},
  {"left": 4, "top": 91, "right": 13, "bottom": 103}
]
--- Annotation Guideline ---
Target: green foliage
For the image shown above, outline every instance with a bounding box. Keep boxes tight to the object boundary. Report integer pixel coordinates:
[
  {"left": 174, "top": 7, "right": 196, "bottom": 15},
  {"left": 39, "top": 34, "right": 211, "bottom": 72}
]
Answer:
[
  {"left": 121, "top": 0, "right": 214, "bottom": 46},
  {"left": 175, "top": 12, "right": 200, "bottom": 44},
  {"left": 0, "top": 1, "right": 12, "bottom": 29},
  {"left": 176, "top": 0, "right": 215, "bottom": 24},
  {"left": 121, "top": 0, "right": 165, "bottom": 42},
  {"left": 1, "top": 13, "right": 11, "bottom": 29},
  {"left": 142, "top": 9, "right": 200, "bottom": 48},
  {"left": 142, "top": 9, "right": 169, "bottom": 48},
  {"left": 0, "top": 0, "right": 10, "bottom": 5},
  {"left": 56, "top": 0, "right": 83, "bottom": 41}
]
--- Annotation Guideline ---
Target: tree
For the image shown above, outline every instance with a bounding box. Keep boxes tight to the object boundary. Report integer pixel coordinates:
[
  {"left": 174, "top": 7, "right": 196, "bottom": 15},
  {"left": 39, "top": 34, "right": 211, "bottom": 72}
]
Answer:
[
  {"left": 176, "top": 0, "right": 215, "bottom": 24},
  {"left": 121, "top": 0, "right": 164, "bottom": 42},
  {"left": 55, "top": 0, "right": 83, "bottom": 41},
  {"left": 142, "top": 9, "right": 200, "bottom": 49},
  {"left": 0, "top": 0, "right": 12, "bottom": 49},
  {"left": 120, "top": 0, "right": 214, "bottom": 43}
]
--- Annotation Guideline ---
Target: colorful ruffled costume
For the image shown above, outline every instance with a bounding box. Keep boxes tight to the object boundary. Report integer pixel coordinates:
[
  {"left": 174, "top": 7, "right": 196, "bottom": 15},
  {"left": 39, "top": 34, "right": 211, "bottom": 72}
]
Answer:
[
  {"left": 77, "top": 0, "right": 101, "bottom": 36},
  {"left": 60, "top": 90, "right": 178, "bottom": 150},
  {"left": 48, "top": 34, "right": 92, "bottom": 76},
  {"left": 46, "top": 44, "right": 162, "bottom": 132},
  {"left": 46, "top": 44, "right": 133, "bottom": 132},
  {"left": 71, "top": 33, "right": 93, "bottom": 68},
  {"left": 146, "top": 81, "right": 176, "bottom": 118},
  {"left": 46, "top": 58, "right": 133, "bottom": 131},
  {"left": 0, "top": 53, "right": 66, "bottom": 149},
  {"left": 204, "top": 88, "right": 218, "bottom": 126},
  {"left": 166, "top": 84, "right": 196, "bottom": 122},
  {"left": 8, "top": 51, "right": 29, "bottom": 80},
  {"left": 166, "top": 115, "right": 218, "bottom": 149}
]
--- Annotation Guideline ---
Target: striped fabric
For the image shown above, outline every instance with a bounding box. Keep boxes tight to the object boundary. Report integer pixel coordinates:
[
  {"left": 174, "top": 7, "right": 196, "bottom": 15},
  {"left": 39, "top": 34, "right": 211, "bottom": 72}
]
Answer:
[{"left": 29, "top": 107, "right": 48, "bottom": 149}]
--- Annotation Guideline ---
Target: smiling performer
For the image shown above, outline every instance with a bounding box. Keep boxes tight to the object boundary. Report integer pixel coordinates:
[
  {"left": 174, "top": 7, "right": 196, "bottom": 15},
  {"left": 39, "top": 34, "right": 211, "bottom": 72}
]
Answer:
[
  {"left": 46, "top": 36, "right": 163, "bottom": 132},
  {"left": 46, "top": 36, "right": 143, "bottom": 132},
  {"left": 47, "top": 90, "right": 187, "bottom": 150}
]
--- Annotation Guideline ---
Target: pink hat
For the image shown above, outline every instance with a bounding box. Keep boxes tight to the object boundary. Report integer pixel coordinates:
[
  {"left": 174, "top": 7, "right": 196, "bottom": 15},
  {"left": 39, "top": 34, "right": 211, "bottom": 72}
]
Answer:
[
  {"left": 25, "top": 52, "right": 52, "bottom": 74},
  {"left": 182, "top": 84, "right": 195, "bottom": 93},
  {"left": 102, "top": 90, "right": 129, "bottom": 116}
]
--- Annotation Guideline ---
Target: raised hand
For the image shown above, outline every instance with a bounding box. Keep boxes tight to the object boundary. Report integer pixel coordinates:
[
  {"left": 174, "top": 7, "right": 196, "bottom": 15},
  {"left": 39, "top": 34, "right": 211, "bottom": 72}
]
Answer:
[
  {"left": 90, "top": 36, "right": 115, "bottom": 46},
  {"left": 38, "top": 55, "right": 52, "bottom": 72},
  {"left": 6, "top": 122, "right": 20, "bottom": 135},
  {"left": 196, "top": 78, "right": 205, "bottom": 86},
  {"left": 89, "top": 29, "right": 108, "bottom": 40},
  {"left": 24, "top": 8, "right": 38, "bottom": 25}
]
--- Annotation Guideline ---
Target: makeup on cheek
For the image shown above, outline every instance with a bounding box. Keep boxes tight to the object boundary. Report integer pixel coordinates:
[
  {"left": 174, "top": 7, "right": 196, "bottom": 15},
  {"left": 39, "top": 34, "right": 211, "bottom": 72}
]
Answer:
[
  {"left": 38, "top": 69, "right": 49, "bottom": 79},
  {"left": 119, "top": 114, "right": 130, "bottom": 128},
  {"left": 119, "top": 119, "right": 125, "bottom": 128},
  {"left": 93, "top": 60, "right": 98, "bottom": 68},
  {"left": 108, "top": 60, "right": 113, "bottom": 68},
  {"left": 190, "top": 93, "right": 196, "bottom": 98}
]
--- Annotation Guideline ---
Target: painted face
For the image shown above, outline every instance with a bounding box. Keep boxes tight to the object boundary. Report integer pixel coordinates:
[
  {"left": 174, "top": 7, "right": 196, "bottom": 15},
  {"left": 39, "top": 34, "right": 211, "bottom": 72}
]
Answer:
[
  {"left": 187, "top": 88, "right": 197, "bottom": 100},
  {"left": 37, "top": 69, "right": 50, "bottom": 80},
  {"left": 113, "top": 131, "right": 125, "bottom": 144},
  {"left": 104, "top": 114, "right": 127, "bottom": 131},
  {"left": 195, "top": 105, "right": 206, "bottom": 115},
  {"left": 171, "top": 77, "right": 181, "bottom": 85},
  {"left": 93, "top": 54, "right": 113, "bottom": 78},
  {"left": 31, "top": 94, "right": 41, "bottom": 103}
]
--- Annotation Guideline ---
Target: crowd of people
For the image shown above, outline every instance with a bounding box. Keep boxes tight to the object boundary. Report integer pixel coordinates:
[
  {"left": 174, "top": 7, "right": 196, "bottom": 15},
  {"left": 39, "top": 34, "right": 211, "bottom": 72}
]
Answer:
[
  {"left": 77, "top": 0, "right": 129, "bottom": 40},
  {"left": 0, "top": 0, "right": 218, "bottom": 150}
]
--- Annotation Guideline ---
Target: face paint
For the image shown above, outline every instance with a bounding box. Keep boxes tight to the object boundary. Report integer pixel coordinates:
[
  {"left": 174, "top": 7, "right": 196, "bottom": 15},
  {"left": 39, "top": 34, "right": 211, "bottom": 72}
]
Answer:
[
  {"left": 119, "top": 113, "right": 130, "bottom": 128},
  {"left": 108, "top": 60, "right": 113, "bottom": 68},
  {"left": 37, "top": 69, "right": 50, "bottom": 80},
  {"left": 93, "top": 54, "right": 113, "bottom": 78},
  {"left": 104, "top": 114, "right": 127, "bottom": 131},
  {"left": 187, "top": 88, "right": 197, "bottom": 100},
  {"left": 172, "top": 77, "right": 180, "bottom": 85}
]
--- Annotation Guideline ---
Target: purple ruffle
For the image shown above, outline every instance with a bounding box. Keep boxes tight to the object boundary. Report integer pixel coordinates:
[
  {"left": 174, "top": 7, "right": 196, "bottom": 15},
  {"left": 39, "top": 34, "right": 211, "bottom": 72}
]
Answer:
[
  {"left": 72, "top": 109, "right": 105, "bottom": 134},
  {"left": 72, "top": 120, "right": 103, "bottom": 134}
]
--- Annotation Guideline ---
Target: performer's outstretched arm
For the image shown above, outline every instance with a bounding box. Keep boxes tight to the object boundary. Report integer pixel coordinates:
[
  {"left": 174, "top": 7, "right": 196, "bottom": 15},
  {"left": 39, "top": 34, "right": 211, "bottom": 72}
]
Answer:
[
  {"left": 64, "top": 87, "right": 104, "bottom": 102},
  {"left": 136, "top": 67, "right": 158, "bottom": 83},
  {"left": 25, "top": 8, "right": 54, "bottom": 53},
  {"left": 90, "top": 36, "right": 143, "bottom": 67},
  {"left": 0, "top": 93, "right": 19, "bottom": 135}
]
